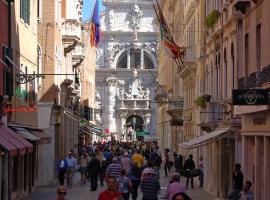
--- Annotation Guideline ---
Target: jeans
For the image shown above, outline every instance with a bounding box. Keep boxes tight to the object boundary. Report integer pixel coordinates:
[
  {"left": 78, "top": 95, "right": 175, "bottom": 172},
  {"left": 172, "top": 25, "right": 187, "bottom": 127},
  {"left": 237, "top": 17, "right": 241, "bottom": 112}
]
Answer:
[
  {"left": 130, "top": 180, "right": 140, "bottom": 200},
  {"left": 186, "top": 170, "right": 194, "bottom": 189},
  {"left": 199, "top": 169, "right": 204, "bottom": 187},
  {"left": 90, "top": 174, "right": 98, "bottom": 191},
  {"left": 58, "top": 170, "right": 66, "bottom": 186}
]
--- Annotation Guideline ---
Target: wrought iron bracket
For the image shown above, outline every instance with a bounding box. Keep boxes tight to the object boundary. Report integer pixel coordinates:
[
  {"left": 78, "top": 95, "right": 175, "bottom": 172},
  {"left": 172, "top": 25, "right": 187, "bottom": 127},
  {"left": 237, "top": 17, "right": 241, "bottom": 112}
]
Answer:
[{"left": 16, "top": 73, "right": 77, "bottom": 84}]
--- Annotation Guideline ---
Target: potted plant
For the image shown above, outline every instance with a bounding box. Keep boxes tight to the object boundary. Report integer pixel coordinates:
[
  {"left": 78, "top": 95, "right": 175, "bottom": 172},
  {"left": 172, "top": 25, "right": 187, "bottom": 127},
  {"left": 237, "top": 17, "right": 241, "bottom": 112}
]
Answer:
[
  {"left": 205, "top": 10, "right": 220, "bottom": 29},
  {"left": 204, "top": 94, "right": 212, "bottom": 102},
  {"left": 195, "top": 95, "right": 206, "bottom": 108}
]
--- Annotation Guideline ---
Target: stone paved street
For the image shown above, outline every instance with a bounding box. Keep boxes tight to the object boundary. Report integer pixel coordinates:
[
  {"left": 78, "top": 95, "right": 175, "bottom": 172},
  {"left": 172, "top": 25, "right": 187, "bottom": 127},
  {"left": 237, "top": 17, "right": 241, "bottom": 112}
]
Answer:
[{"left": 23, "top": 172, "right": 215, "bottom": 200}]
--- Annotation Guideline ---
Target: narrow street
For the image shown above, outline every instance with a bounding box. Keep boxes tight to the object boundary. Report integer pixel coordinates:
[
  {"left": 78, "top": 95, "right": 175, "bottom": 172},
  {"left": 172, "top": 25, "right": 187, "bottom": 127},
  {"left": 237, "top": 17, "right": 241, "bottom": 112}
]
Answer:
[{"left": 23, "top": 173, "right": 215, "bottom": 200}]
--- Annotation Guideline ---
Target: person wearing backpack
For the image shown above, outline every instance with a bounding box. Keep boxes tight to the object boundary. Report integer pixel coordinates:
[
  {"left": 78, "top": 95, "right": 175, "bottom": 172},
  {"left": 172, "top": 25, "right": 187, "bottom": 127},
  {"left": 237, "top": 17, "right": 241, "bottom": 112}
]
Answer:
[{"left": 57, "top": 157, "right": 68, "bottom": 186}]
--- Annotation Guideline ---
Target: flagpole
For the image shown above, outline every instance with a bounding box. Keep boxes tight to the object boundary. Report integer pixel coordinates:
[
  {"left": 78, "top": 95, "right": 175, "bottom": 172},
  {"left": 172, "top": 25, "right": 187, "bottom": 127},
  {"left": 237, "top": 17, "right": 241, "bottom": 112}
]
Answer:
[{"left": 153, "top": 4, "right": 183, "bottom": 69}]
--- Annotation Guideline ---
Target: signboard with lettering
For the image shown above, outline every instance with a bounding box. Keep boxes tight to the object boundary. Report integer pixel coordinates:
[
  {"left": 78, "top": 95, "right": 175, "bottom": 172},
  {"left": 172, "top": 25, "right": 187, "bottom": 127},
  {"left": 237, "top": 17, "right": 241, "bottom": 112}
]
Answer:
[{"left": 232, "top": 89, "right": 270, "bottom": 105}]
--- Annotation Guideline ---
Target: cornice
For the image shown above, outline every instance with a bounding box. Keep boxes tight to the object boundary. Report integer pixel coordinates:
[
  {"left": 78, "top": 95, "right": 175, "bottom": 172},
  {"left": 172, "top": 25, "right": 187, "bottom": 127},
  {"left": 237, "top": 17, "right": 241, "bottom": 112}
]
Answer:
[
  {"left": 101, "top": 31, "right": 159, "bottom": 38},
  {"left": 103, "top": 1, "right": 154, "bottom": 9}
]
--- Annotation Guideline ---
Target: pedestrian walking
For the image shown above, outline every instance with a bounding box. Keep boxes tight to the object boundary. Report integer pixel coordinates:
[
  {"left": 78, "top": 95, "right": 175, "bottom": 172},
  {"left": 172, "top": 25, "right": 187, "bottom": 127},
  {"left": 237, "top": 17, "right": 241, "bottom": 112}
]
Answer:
[
  {"left": 79, "top": 154, "right": 88, "bottom": 185},
  {"left": 98, "top": 176, "right": 122, "bottom": 200},
  {"left": 117, "top": 169, "right": 130, "bottom": 200},
  {"left": 127, "top": 162, "right": 142, "bottom": 200},
  {"left": 171, "top": 192, "right": 192, "bottom": 200},
  {"left": 57, "top": 157, "right": 68, "bottom": 186},
  {"left": 88, "top": 153, "right": 101, "bottom": 191},
  {"left": 121, "top": 152, "right": 131, "bottom": 173},
  {"left": 66, "top": 152, "right": 77, "bottom": 187},
  {"left": 164, "top": 148, "right": 170, "bottom": 176},
  {"left": 56, "top": 186, "right": 67, "bottom": 200},
  {"left": 240, "top": 181, "right": 254, "bottom": 200},
  {"left": 100, "top": 158, "right": 109, "bottom": 186},
  {"left": 132, "top": 149, "right": 144, "bottom": 168},
  {"left": 198, "top": 156, "right": 204, "bottom": 188},
  {"left": 140, "top": 168, "right": 160, "bottom": 200},
  {"left": 106, "top": 157, "right": 121, "bottom": 179},
  {"left": 228, "top": 163, "right": 244, "bottom": 200},
  {"left": 173, "top": 153, "right": 183, "bottom": 174},
  {"left": 166, "top": 173, "right": 186, "bottom": 200},
  {"left": 183, "top": 154, "right": 195, "bottom": 189}
]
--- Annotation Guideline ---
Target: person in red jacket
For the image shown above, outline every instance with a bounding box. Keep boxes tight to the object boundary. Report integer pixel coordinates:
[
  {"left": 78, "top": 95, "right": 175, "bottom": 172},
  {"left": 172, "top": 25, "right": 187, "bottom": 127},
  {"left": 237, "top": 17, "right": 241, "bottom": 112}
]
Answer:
[{"left": 98, "top": 176, "right": 122, "bottom": 200}]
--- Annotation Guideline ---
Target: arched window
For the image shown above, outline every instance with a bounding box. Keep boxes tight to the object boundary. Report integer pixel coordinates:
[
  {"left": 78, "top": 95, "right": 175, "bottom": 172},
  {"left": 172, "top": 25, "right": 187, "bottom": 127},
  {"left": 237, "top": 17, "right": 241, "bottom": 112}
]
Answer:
[
  {"left": 117, "top": 51, "right": 127, "bottom": 68},
  {"left": 117, "top": 48, "right": 154, "bottom": 69}
]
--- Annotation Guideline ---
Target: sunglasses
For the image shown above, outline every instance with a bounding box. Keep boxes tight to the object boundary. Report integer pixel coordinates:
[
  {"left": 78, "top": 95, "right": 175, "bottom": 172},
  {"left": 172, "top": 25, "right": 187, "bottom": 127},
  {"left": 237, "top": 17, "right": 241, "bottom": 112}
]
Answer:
[{"left": 58, "top": 192, "right": 67, "bottom": 195}]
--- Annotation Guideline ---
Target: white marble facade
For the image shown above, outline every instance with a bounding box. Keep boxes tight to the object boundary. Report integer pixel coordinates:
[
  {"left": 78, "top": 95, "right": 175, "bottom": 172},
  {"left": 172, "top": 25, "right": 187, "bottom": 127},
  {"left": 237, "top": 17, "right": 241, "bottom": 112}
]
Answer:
[{"left": 95, "top": 0, "right": 158, "bottom": 141}]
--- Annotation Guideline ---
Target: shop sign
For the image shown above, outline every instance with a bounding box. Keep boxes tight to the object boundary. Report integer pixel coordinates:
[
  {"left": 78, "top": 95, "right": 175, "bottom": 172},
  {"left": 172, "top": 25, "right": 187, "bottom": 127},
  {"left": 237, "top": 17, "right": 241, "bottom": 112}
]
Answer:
[{"left": 232, "top": 89, "right": 270, "bottom": 105}]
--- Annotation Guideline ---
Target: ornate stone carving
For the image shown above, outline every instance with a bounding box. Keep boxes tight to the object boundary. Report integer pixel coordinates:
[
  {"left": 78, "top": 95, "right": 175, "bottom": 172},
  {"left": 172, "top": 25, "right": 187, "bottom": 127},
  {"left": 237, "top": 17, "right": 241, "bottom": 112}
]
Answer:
[
  {"left": 144, "top": 42, "right": 157, "bottom": 55},
  {"left": 144, "top": 88, "right": 150, "bottom": 99},
  {"left": 126, "top": 4, "right": 143, "bottom": 31}
]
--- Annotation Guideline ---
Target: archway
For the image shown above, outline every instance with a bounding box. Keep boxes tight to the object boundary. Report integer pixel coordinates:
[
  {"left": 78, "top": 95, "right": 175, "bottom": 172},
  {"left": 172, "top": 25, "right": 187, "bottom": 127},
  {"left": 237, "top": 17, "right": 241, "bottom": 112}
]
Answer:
[
  {"left": 116, "top": 48, "right": 155, "bottom": 69},
  {"left": 125, "top": 115, "right": 144, "bottom": 140}
]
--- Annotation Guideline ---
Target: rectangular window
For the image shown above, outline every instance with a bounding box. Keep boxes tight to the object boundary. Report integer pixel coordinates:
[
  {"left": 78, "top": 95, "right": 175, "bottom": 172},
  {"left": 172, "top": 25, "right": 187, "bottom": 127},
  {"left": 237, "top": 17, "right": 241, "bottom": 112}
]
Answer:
[
  {"left": 245, "top": 34, "right": 249, "bottom": 76},
  {"left": 20, "top": 0, "right": 30, "bottom": 24},
  {"left": 256, "top": 24, "right": 261, "bottom": 71},
  {"left": 37, "top": 0, "right": 42, "bottom": 20}
]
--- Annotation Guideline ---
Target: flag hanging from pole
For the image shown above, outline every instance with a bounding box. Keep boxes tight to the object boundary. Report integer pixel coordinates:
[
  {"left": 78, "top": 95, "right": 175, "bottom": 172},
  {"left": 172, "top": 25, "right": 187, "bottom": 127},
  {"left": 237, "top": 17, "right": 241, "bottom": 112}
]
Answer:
[
  {"left": 154, "top": 3, "right": 184, "bottom": 59},
  {"left": 90, "top": 0, "right": 101, "bottom": 47}
]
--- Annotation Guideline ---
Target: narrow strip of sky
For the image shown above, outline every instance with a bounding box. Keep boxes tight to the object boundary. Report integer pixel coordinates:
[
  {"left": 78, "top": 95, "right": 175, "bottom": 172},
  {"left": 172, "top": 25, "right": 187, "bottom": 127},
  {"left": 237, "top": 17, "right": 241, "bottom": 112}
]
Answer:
[{"left": 82, "top": 0, "right": 106, "bottom": 22}]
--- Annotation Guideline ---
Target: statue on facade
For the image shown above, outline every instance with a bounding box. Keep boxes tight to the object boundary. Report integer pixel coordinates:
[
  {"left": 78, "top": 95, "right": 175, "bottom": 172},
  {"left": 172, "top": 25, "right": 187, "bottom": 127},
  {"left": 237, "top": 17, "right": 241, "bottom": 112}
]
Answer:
[
  {"left": 96, "top": 91, "right": 101, "bottom": 102},
  {"left": 144, "top": 88, "right": 150, "bottom": 99},
  {"left": 119, "top": 88, "right": 125, "bottom": 99},
  {"left": 127, "top": 4, "right": 143, "bottom": 31},
  {"left": 125, "top": 88, "right": 133, "bottom": 99}
]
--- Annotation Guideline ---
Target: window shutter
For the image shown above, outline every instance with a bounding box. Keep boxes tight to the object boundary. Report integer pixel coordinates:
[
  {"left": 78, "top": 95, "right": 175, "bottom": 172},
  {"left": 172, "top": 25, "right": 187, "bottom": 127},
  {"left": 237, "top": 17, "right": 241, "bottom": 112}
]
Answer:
[{"left": 26, "top": 0, "right": 30, "bottom": 24}]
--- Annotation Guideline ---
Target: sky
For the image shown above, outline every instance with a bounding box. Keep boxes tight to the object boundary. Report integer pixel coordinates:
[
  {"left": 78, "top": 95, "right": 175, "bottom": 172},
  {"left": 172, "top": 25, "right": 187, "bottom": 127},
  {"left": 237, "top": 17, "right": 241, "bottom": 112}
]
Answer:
[{"left": 82, "top": 0, "right": 106, "bottom": 22}]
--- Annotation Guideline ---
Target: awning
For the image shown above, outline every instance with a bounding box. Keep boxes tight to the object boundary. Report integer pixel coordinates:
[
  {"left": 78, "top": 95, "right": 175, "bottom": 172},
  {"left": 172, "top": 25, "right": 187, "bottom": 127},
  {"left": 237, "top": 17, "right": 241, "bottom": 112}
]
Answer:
[
  {"left": 2, "top": 126, "right": 33, "bottom": 153},
  {"left": 26, "top": 128, "right": 51, "bottom": 145},
  {"left": 0, "top": 126, "right": 26, "bottom": 155},
  {"left": 136, "top": 131, "right": 150, "bottom": 136},
  {"left": 10, "top": 126, "right": 40, "bottom": 142},
  {"left": 0, "top": 129, "right": 18, "bottom": 156},
  {"left": 179, "top": 128, "right": 230, "bottom": 149}
]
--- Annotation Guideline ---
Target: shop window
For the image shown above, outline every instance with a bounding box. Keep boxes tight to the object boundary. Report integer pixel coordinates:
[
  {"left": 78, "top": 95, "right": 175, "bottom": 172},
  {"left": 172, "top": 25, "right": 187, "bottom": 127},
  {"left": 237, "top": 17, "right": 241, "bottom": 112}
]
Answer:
[{"left": 20, "top": 0, "right": 30, "bottom": 25}]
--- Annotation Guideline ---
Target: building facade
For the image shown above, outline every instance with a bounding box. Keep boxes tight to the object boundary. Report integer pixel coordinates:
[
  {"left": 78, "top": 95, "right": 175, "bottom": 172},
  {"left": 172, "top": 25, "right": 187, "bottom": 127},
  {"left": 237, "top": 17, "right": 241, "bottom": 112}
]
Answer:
[
  {"left": 233, "top": 0, "right": 270, "bottom": 199},
  {"left": 156, "top": 1, "right": 184, "bottom": 153},
  {"left": 36, "top": 0, "right": 84, "bottom": 186},
  {"left": 95, "top": 0, "right": 158, "bottom": 141}
]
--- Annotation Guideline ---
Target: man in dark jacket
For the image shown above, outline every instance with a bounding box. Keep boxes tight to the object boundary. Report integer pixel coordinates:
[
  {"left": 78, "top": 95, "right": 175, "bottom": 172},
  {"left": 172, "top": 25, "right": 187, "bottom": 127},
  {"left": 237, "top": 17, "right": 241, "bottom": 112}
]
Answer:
[
  {"left": 228, "top": 163, "right": 244, "bottom": 200},
  {"left": 88, "top": 153, "right": 101, "bottom": 191},
  {"left": 183, "top": 154, "right": 195, "bottom": 189}
]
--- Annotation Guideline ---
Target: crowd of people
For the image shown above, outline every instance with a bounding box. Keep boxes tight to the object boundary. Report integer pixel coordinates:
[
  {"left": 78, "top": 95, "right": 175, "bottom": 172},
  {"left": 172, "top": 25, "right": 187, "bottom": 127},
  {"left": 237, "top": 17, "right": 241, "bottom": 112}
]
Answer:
[{"left": 55, "top": 141, "right": 254, "bottom": 200}]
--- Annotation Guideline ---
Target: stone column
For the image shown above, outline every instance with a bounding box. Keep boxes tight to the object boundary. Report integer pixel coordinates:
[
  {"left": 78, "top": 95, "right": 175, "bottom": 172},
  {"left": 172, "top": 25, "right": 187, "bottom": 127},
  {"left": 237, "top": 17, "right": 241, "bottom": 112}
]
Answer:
[
  {"left": 140, "top": 49, "right": 144, "bottom": 69},
  {"left": 106, "top": 77, "right": 118, "bottom": 134},
  {"left": 120, "top": 112, "right": 127, "bottom": 140},
  {"left": 127, "top": 48, "right": 131, "bottom": 69},
  {"left": 144, "top": 113, "right": 151, "bottom": 131}
]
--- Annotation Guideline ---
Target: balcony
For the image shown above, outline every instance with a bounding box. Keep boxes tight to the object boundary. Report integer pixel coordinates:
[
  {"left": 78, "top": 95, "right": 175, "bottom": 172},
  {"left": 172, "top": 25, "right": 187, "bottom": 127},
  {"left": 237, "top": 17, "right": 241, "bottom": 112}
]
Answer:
[
  {"left": 199, "top": 101, "right": 224, "bottom": 128},
  {"left": 72, "top": 43, "right": 85, "bottom": 68},
  {"left": 233, "top": 0, "right": 251, "bottom": 14},
  {"left": 166, "top": 96, "right": 184, "bottom": 119},
  {"left": 238, "top": 65, "right": 270, "bottom": 89},
  {"left": 117, "top": 99, "right": 151, "bottom": 111},
  {"left": 155, "top": 85, "right": 167, "bottom": 103},
  {"left": 62, "top": 19, "right": 81, "bottom": 54}
]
